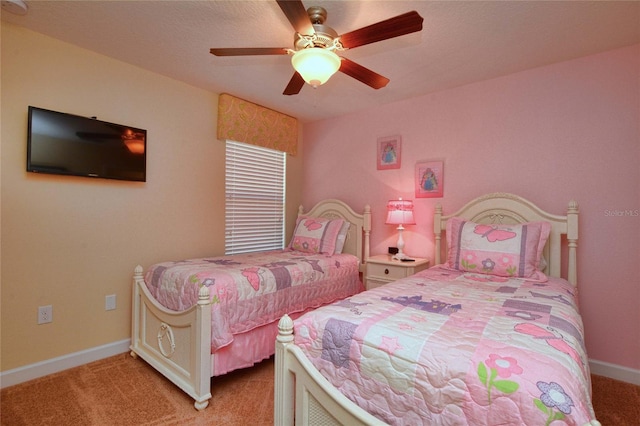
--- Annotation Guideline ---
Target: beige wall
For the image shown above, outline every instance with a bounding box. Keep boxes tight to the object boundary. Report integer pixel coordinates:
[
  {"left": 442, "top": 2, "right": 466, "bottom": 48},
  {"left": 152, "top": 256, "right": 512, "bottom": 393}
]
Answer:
[{"left": 0, "top": 23, "right": 303, "bottom": 371}]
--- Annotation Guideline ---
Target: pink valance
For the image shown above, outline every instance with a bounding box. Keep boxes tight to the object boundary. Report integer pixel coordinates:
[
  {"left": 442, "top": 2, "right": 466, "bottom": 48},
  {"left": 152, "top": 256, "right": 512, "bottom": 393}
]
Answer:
[{"left": 217, "top": 93, "right": 298, "bottom": 155}]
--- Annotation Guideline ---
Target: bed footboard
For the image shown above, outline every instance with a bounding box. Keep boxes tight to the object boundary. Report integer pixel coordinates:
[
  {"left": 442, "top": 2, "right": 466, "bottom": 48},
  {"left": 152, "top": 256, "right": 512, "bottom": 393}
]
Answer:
[
  {"left": 275, "top": 315, "right": 385, "bottom": 426},
  {"left": 275, "top": 314, "right": 602, "bottom": 426},
  {"left": 130, "top": 265, "right": 212, "bottom": 410}
]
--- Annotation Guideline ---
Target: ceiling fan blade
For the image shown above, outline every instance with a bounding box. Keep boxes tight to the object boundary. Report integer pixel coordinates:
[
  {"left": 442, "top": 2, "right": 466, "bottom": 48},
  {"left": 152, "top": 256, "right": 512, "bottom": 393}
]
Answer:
[
  {"left": 339, "top": 58, "right": 390, "bottom": 90},
  {"left": 210, "top": 47, "right": 288, "bottom": 56},
  {"left": 276, "top": 0, "right": 314, "bottom": 35},
  {"left": 339, "top": 11, "right": 423, "bottom": 49},
  {"left": 283, "top": 72, "right": 305, "bottom": 95}
]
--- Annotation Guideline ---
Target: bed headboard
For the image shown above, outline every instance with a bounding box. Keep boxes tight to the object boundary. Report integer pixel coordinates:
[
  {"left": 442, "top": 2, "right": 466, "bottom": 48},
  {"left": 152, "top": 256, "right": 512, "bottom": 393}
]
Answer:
[
  {"left": 434, "top": 193, "right": 579, "bottom": 286},
  {"left": 298, "top": 199, "right": 371, "bottom": 273}
]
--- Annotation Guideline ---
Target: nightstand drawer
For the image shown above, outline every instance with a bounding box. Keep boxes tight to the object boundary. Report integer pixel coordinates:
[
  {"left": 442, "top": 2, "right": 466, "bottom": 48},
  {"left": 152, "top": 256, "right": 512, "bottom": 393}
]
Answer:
[
  {"left": 367, "top": 263, "right": 407, "bottom": 280},
  {"left": 364, "top": 255, "right": 430, "bottom": 291}
]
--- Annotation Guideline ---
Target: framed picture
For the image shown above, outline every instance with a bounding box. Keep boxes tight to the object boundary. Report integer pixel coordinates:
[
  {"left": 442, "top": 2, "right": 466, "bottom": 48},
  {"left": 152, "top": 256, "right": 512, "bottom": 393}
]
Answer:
[
  {"left": 415, "top": 160, "right": 444, "bottom": 198},
  {"left": 377, "top": 135, "right": 402, "bottom": 170}
]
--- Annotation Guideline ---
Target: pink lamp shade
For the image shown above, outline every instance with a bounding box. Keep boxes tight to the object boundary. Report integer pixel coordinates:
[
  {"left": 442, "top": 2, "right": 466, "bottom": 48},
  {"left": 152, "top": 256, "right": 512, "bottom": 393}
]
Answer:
[
  {"left": 386, "top": 198, "right": 415, "bottom": 260},
  {"left": 386, "top": 199, "right": 416, "bottom": 225}
]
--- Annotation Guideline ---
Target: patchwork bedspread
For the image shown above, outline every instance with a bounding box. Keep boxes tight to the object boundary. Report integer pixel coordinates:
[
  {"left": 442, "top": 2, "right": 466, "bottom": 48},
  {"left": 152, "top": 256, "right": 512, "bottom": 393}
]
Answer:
[
  {"left": 144, "top": 250, "right": 362, "bottom": 351},
  {"left": 293, "top": 267, "right": 597, "bottom": 425}
]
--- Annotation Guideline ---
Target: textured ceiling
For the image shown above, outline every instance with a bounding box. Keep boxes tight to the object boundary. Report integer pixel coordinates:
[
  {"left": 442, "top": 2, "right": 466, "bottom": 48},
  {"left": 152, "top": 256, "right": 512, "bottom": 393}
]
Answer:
[{"left": 3, "top": 1, "right": 639, "bottom": 123}]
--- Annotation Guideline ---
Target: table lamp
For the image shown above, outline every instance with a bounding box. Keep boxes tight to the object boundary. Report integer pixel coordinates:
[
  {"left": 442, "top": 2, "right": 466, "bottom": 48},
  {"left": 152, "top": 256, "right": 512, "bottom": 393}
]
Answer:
[{"left": 386, "top": 198, "right": 416, "bottom": 260}]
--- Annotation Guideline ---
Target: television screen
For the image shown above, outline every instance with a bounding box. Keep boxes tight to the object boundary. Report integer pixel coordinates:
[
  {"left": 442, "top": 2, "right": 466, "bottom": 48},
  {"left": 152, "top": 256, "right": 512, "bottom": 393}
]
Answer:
[{"left": 27, "top": 106, "right": 146, "bottom": 182}]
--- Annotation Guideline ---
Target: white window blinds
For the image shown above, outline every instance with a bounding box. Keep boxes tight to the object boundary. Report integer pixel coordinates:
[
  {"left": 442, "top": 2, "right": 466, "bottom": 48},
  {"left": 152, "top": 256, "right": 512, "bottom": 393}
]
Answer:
[{"left": 225, "top": 140, "right": 286, "bottom": 255}]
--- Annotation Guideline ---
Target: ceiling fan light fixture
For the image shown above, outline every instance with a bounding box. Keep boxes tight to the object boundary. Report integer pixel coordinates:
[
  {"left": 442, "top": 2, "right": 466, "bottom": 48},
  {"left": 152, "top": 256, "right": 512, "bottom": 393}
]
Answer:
[{"left": 291, "top": 48, "right": 341, "bottom": 88}]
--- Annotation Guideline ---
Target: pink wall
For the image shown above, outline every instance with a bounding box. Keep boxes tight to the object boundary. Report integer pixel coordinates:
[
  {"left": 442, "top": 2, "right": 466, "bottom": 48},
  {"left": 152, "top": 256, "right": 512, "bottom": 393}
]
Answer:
[{"left": 301, "top": 44, "right": 640, "bottom": 372}]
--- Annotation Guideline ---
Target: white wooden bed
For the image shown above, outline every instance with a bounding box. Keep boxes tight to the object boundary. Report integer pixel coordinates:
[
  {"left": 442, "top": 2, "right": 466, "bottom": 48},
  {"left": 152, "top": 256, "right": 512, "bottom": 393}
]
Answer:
[
  {"left": 130, "top": 199, "right": 371, "bottom": 410},
  {"left": 275, "top": 192, "right": 600, "bottom": 426}
]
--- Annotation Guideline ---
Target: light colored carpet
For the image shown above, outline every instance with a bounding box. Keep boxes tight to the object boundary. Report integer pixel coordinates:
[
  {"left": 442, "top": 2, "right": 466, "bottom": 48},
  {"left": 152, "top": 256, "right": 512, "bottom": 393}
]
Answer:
[
  {"left": 590, "top": 374, "right": 640, "bottom": 425},
  {"left": 1, "top": 353, "right": 638, "bottom": 425},
  {"left": 1, "top": 353, "right": 274, "bottom": 425}
]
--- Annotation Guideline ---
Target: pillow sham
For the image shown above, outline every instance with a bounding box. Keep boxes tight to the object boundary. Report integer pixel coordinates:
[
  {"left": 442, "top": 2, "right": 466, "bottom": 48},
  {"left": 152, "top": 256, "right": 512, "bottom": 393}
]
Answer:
[
  {"left": 333, "top": 221, "right": 351, "bottom": 254},
  {"left": 444, "top": 217, "right": 550, "bottom": 280},
  {"left": 289, "top": 216, "right": 345, "bottom": 255}
]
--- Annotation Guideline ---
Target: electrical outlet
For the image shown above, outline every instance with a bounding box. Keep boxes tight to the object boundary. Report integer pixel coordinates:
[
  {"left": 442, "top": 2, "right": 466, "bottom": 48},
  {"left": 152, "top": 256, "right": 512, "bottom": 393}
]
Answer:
[
  {"left": 105, "top": 294, "right": 116, "bottom": 311},
  {"left": 38, "top": 305, "right": 53, "bottom": 324}
]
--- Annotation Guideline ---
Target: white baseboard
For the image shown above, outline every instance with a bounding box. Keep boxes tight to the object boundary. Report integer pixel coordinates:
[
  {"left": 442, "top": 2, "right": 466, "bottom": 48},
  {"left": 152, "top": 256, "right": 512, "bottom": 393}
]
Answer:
[
  {"left": 0, "top": 339, "right": 131, "bottom": 389},
  {"left": 589, "top": 358, "right": 640, "bottom": 386}
]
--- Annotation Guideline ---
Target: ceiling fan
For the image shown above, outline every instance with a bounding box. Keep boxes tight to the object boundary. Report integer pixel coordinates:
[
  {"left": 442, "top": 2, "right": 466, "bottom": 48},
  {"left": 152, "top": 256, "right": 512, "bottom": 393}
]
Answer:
[{"left": 209, "top": 0, "right": 423, "bottom": 95}]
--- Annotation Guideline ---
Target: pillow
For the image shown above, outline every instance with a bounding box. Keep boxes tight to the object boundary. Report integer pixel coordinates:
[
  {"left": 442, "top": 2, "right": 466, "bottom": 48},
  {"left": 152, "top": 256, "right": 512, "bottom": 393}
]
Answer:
[
  {"left": 289, "top": 216, "right": 345, "bottom": 255},
  {"left": 333, "top": 221, "right": 351, "bottom": 254},
  {"left": 538, "top": 255, "right": 548, "bottom": 273},
  {"left": 444, "top": 217, "right": 551, "bottom": 280}
]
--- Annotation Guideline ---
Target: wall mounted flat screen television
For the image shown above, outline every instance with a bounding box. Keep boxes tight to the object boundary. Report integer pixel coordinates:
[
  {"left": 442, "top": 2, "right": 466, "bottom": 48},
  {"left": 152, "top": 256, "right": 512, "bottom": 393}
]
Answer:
[{"left": 27, "top": 106, "right": 146, "bottom": 182}]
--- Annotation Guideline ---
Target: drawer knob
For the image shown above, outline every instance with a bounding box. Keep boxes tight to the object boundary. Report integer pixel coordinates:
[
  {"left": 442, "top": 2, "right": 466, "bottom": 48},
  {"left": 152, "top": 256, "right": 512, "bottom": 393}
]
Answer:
[{"left": 384, "top": 268, "right": 389, "bottom": 275}]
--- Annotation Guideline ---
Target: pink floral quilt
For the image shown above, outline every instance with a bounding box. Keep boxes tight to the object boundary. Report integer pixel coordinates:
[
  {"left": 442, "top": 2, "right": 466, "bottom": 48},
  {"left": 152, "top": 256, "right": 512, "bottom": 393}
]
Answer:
[
  {"left": 293, "top": 267, "right": 597, "bottom": 425},
  {"left": 144, "top": 249, "right": 362, "bottom": 351}
]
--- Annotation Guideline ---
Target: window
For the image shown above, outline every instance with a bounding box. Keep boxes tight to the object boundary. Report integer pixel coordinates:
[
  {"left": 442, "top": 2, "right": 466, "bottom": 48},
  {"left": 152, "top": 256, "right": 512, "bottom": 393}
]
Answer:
[{"left": 225, "top": 140, "right": 286, "bottom": 255}]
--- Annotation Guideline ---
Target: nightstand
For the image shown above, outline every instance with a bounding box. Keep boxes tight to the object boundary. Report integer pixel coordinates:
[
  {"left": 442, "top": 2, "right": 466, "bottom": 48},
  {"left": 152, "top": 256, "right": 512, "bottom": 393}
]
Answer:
[{"left": 365, "top": 254, "right": 430, "bottom": 290}]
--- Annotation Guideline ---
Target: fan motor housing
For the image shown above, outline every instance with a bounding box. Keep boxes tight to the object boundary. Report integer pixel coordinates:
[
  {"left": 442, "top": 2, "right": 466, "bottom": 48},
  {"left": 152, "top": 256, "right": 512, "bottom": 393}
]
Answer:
[{"left": 293, "top": 6, "right": 340, "bottom": 51}]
